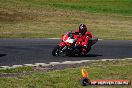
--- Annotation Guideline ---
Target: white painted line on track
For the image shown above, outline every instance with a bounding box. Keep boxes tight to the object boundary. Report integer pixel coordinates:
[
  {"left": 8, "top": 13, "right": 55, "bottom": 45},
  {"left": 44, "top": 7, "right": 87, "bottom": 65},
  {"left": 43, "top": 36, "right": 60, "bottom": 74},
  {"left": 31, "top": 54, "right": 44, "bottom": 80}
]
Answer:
[
  {"left": 0, "top": 66, "right": 10, "bottom": 69},
  {"left": 101, "top": 59, "right": 114, "bottom": 61},
  {"left": 24, "top": 64, "right": 37, "bottom": 66},
  {"left": 125, "top": 58, "right": 132, "bottom": 60},
  {"left": 80, "top": 60, "right": 91, "bottom": 62},
  {"left": 12, "top": 65, "right": 23, "bottom": 68},
  {"left": 47, "top": 38, "right": 61, "bottom": 39},
  {"left": 61, "top": 61, "right": 73, "bottom": 64},
  {"left": 70, "top": 61, "right": 83, "bottom": 64},
  {"left": 35, "top": 63, "right": 49, "bottom": 66},
  {"left": 49, "top": 62, "right": 61, "bottom": 65}
]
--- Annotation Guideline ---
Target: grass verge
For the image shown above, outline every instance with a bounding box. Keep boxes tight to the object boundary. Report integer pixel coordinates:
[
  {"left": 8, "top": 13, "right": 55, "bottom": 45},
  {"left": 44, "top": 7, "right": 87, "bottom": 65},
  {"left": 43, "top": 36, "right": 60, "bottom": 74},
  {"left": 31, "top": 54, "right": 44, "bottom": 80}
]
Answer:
[
  {"left": 0, "top": 59, "right": 132, "bottom": 88},
  {"left": 0, "top": 0, "right": 132, "bottom": 39}
]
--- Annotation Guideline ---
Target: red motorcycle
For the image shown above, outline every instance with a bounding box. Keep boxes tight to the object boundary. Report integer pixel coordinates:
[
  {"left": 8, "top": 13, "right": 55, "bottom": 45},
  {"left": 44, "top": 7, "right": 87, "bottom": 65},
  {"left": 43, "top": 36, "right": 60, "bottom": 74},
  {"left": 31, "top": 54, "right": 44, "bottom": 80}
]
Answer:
[{"left": 52, "top": 32, "right": 98, "bottom": 56}]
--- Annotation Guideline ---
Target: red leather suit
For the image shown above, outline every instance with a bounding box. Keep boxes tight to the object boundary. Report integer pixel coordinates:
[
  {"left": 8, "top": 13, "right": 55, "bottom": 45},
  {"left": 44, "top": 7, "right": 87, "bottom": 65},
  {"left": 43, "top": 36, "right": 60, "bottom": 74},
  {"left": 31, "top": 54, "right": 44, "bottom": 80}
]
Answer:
[
  {"left": 72, "top": 29, "right": 92, "bottom": 46},
  {"left": 72, "top": 29, "right": 92, "bottom": 55}
]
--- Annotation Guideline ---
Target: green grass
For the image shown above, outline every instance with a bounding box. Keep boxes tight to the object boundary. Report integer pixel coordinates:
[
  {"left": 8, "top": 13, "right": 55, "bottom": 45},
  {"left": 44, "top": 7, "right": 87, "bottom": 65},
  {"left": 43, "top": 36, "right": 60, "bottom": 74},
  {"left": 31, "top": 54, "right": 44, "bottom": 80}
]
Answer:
[
  {"left": 0, "top": 66, "right": 33, "bottom": 73},
  {"left": 0, "top": 60, "right": 132, "bottom": 88},
  {"left": 2, "top": 0, "right": 132, "bottom": 15},
  {"left": 0, "top": 0, "right": 132, "bottom": 39}
]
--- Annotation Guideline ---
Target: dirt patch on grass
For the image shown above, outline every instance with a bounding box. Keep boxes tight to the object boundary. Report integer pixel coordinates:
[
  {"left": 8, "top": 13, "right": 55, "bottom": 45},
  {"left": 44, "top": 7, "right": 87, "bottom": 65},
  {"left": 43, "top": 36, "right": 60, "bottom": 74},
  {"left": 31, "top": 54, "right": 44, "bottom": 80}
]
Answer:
[
  {"left": 0, "top": 63, "right": 84, "bottom": 78},
  {"left": 0, "top": 11, "right": 35, "bottom": 22},
  {"left": 34, "top": 63, "right": 84, "bottom": 72}
]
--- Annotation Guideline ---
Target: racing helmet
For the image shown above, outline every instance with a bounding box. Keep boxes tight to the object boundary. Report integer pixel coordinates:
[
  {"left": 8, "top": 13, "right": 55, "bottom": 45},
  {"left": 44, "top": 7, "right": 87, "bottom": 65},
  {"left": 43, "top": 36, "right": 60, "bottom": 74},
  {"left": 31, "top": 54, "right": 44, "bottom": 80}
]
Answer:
[{"left": 79, "top": 24, "right": 87, "bottom": 34}]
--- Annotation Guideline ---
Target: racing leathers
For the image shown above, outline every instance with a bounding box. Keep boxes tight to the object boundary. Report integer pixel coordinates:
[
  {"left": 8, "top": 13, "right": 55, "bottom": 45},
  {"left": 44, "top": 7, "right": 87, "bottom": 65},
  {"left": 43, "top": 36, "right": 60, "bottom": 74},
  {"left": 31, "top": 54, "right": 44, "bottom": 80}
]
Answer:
[{"left": 72, "top": 30, "right": 92, "bottom": 55}]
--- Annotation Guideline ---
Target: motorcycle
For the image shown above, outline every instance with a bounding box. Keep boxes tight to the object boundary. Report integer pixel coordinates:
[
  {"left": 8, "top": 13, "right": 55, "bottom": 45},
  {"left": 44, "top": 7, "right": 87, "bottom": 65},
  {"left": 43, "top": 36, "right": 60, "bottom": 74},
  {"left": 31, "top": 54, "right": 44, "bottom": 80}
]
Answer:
[{"left": 52, "top": 32, "right": 98, "bottom": 56}]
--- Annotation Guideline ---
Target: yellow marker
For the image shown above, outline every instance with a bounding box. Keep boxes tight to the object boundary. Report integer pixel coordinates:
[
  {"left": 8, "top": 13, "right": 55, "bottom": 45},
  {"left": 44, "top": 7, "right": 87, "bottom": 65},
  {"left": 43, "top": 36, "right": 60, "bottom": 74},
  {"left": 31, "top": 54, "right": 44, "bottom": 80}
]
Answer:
[{"left": 81, "top": 66, "right": 88, "bottom": 78}]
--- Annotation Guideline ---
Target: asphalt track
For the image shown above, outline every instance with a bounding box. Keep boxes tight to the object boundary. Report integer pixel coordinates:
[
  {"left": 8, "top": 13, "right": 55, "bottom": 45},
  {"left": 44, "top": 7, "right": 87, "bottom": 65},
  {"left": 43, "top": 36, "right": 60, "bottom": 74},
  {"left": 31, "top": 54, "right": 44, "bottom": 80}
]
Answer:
[{"left": 0, "top": 39, "right": 132, "bottom": 66}]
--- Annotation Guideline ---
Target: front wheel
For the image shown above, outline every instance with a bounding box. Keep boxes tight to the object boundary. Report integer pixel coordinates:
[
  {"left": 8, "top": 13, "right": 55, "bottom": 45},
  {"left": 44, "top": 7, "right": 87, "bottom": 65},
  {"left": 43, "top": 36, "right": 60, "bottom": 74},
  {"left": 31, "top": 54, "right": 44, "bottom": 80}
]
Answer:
[
  {"left": 52, "top": 45, "right": 67, "bottom": 56},
  {"left": 52, "top": 45, "right": 60, "bottom": 56}
]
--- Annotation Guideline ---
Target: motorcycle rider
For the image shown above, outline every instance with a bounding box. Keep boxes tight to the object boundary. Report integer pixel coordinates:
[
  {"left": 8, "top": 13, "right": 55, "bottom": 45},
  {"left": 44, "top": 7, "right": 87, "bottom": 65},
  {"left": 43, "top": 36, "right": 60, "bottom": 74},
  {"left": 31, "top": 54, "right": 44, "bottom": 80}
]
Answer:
[
  {"left": 52, "top": 23, "right": 98, "bottom": 56},
  {"left": 72, "top": 24, "right": 92, "bottom": 55}
]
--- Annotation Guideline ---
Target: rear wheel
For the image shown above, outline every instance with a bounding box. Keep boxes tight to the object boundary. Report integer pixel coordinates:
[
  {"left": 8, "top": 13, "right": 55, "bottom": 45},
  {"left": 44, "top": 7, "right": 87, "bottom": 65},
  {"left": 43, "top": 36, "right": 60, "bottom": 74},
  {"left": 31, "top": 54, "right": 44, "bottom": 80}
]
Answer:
[{"left": 87, "top": 46, "right": 91, "bottom": 53}]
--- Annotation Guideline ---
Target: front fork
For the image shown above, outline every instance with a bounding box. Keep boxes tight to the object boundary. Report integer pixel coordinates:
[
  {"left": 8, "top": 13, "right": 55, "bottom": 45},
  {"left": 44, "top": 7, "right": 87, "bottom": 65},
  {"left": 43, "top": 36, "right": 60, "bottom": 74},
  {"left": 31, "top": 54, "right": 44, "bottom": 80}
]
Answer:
[{"left": 58, "top": 42, "right": 68, "bottom": 56}]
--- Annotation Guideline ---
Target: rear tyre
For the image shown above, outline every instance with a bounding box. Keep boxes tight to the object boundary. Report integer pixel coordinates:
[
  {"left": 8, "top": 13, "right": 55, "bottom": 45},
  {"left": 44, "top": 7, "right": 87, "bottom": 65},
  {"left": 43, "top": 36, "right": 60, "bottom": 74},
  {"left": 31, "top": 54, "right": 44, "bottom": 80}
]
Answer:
[{"left": 87, "top": 46, "right": 91, "bottom": 53}]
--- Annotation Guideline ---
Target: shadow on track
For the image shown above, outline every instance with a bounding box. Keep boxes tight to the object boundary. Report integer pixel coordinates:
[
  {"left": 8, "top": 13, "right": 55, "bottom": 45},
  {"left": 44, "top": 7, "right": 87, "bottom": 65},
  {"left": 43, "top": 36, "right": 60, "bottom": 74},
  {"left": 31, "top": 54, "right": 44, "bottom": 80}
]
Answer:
[
  {"left": 0, "top": 54, "right": 7, "bottom": 57},
  {"left": 69, "top": 54, "right": 102, "bottom": 57},
  {"left": 86, "top": 54, "right": 102, "bottom": 57}
]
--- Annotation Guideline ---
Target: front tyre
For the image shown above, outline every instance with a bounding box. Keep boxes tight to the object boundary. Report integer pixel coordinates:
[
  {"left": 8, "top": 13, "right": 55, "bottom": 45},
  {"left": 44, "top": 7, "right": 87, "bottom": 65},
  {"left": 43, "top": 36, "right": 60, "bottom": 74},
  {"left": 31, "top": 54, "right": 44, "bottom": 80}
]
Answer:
[{"left": 52, "top": 45, "right": 60, "bottom": 56}]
